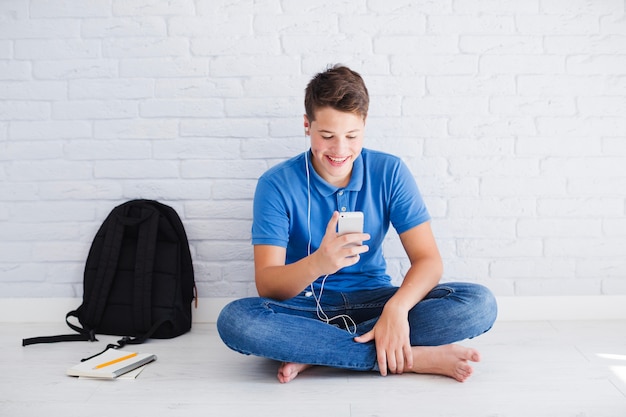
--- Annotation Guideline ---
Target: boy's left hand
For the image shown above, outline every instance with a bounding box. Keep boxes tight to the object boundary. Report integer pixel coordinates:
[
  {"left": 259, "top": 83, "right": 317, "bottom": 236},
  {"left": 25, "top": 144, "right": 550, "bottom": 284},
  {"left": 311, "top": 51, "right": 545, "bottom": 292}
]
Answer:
[{"left": 353, "top": 306, "right": 413, "bottom": 376}]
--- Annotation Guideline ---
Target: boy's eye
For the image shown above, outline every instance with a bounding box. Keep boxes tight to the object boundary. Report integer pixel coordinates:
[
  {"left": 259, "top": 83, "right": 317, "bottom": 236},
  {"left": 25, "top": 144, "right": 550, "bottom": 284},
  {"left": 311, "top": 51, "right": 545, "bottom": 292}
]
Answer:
[{"left": 320, "top": 135, "right": 357, "bottom": 140}]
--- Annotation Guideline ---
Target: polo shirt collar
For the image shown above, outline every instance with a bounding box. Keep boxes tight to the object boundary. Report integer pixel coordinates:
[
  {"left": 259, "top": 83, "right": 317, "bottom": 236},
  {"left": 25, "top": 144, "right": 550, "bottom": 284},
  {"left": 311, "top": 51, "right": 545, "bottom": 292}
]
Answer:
[{"left": 307, "top": 150, "right": 364, "bottom": 197}]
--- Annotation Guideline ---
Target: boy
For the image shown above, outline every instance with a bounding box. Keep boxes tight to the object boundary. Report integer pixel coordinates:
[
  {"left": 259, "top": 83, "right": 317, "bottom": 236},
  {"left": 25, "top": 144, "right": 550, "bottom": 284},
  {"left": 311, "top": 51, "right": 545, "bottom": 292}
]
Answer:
[{"left": 217, "top": 65, "right": 497, "bottom": 383}]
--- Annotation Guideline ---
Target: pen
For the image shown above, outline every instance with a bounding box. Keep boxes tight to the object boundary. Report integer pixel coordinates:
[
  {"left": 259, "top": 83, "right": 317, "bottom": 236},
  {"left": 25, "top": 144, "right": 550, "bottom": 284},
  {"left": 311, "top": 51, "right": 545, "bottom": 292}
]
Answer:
[{"left": 94, "top": 352, "right": 138, "bottom": 369}]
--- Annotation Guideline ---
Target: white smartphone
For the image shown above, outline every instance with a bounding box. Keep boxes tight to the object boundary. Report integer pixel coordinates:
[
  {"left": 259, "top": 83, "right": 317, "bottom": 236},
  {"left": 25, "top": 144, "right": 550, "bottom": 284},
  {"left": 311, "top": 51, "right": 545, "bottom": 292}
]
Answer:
[{"left": 337, "top": 211, "right": 364, "bottom": 236}]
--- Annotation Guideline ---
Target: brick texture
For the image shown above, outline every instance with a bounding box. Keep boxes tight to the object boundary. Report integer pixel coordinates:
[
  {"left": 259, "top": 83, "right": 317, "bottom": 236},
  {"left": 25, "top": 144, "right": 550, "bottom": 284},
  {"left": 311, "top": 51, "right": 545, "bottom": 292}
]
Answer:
[{"left": 1, "top": 0, "right": 625, "bottom": 298}]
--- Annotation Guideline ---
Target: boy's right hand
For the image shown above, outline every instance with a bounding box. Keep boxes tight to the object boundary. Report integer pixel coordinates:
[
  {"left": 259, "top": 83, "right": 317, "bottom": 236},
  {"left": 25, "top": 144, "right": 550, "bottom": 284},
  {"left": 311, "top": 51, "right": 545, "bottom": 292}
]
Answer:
[{"left": 311, "top": 211, "right": 370, "bottom": 276}]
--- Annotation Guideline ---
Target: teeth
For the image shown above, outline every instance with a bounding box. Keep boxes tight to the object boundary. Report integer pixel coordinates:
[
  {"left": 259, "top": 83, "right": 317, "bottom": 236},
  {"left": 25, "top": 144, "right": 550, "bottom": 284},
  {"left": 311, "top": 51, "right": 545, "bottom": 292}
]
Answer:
[{"left": 329, "top": 156, "right": 348, "bottom": 163}]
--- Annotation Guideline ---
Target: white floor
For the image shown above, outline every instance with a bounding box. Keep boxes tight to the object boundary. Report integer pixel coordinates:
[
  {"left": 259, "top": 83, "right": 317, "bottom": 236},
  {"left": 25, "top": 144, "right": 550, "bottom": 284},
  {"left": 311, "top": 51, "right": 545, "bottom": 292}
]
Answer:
[{"left": 2, "top": 320, "right": 626, "bottom": 417}]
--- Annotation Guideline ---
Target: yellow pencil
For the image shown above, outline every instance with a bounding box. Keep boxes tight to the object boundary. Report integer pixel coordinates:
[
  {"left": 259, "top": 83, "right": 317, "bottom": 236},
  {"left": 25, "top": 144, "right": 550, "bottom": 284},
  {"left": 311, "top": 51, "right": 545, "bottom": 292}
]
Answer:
[{"left": 94, "top": 352, "right": 138, "bottom": 369}]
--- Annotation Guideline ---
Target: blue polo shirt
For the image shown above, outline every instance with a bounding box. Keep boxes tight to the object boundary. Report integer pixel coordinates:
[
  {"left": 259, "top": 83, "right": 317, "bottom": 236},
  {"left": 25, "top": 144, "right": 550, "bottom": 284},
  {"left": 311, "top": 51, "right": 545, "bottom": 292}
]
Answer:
[{"left": 252, "top": 148, "right": 431, "bottom": 292}]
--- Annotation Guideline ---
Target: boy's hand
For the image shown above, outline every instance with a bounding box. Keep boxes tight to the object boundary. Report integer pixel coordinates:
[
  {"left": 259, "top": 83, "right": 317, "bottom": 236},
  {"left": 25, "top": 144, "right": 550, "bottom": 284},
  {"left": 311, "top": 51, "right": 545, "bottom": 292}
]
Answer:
[
  {"left": 312, "top": 211, "right": 370, "bottom": 276},
  {"left": 354, "top": 304, "right": 413, "bottom": 376}
]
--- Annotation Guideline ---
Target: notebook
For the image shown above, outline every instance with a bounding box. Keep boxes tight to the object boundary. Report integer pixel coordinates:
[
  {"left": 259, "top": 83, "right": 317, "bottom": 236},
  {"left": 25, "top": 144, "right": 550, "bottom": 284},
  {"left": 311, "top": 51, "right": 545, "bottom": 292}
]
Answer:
[{"left": 66, "top": 349, "right": 157, "bottom": 379}]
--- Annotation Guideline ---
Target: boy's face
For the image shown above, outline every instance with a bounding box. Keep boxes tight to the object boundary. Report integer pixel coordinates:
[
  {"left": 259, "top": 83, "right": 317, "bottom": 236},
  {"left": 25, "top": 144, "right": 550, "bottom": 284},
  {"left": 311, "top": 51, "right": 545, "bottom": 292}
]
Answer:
[{"left": 304, "top": 107, "right": 365, "bottom": 188}]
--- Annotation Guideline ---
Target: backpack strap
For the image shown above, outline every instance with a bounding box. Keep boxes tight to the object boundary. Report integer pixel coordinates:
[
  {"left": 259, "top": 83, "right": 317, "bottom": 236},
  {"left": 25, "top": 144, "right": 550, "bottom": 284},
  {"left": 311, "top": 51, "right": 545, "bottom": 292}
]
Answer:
[
  {"left": 21, "top": 310, "right": 97, "bottom": 346},
  {"left": 115, "top": 317, "right": 172, "bottom": 348},
  {"left": 132, "top": 205, "right": 159, "bottom": 334},
  {"left": 82, "top": 212, "right": 125, "bottom": 328},
  {"left": 22, "top": 334, "right": 91, "bottom": 346}
]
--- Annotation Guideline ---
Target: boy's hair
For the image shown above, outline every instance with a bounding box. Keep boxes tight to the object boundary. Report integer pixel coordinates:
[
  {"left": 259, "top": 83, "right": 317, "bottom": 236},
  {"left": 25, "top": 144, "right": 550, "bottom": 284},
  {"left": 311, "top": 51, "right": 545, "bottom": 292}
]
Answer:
[{"left": 304, "top": 64, "right": 369, "bottom": 121}]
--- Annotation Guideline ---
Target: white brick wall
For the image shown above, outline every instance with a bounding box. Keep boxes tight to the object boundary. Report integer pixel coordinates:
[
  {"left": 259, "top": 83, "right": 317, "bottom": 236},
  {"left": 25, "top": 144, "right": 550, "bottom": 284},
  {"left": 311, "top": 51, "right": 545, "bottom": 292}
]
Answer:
[{"left": 1, "top": 0, "right": 625, "bottom": 299}]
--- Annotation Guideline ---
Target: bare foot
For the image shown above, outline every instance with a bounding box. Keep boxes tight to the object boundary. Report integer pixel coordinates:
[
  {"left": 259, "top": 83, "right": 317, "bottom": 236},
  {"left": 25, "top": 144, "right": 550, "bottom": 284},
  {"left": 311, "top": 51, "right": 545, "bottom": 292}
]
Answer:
[
  {"left": 410, "top": 344, "right": 480, "bottom": 382},
  {"left": 276, "top": 344, "right": 479, "bottom": 383},
  {"left": 277, "top": 362, "right": 313, "bottom": 383}
]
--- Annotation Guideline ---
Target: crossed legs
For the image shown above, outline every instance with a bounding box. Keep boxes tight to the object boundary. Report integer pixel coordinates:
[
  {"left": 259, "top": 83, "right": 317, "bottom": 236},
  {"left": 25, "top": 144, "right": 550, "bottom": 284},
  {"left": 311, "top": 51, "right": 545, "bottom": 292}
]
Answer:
[{"left": 217, "top": 283, "right": 497, "bottom": 383}]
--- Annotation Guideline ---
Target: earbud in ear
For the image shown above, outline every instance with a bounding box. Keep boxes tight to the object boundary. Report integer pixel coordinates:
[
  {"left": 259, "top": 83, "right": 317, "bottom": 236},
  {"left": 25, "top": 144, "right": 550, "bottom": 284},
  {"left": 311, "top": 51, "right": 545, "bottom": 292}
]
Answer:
[{"left": 304, "top": 118, "right": 310, "bottom": 135}]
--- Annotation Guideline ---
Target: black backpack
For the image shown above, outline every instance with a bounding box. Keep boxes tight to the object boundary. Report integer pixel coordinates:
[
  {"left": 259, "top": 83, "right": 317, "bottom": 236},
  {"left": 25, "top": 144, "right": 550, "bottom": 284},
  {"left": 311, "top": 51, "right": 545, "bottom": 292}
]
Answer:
[{"left": 23, "top": 199, "right": 196, "bottom": 347}]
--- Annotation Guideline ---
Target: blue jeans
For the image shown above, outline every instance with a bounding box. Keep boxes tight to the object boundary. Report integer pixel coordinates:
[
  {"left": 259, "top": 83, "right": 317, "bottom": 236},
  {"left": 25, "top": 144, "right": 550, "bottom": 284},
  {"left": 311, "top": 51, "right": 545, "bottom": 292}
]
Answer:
[{"left": 217, "top": 282, "right": 497, "bottom": 371}]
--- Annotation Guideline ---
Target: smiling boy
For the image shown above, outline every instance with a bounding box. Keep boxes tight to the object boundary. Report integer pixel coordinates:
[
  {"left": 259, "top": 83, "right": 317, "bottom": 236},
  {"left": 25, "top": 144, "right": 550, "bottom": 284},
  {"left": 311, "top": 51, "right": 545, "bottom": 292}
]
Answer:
[{"left": 217, "top": 65, "right": 497, "bottom": 383}]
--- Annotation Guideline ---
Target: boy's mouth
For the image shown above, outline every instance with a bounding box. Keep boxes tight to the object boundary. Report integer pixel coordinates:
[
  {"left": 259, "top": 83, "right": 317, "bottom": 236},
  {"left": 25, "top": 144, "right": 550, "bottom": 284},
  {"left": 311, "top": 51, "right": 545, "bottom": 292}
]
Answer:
[{"left": 327, "top": 155, "right": 350, "bottom": 166}]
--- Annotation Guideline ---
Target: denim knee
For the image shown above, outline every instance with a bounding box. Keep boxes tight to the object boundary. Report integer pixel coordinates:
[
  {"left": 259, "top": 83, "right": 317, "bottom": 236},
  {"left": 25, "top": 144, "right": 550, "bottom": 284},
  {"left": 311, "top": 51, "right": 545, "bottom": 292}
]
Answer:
[
  {"left": 473, "top": 283, "right": 498, "bottom": 333},
  {"left": 216, "top": 299, "right": 249, "bottom": 350}
]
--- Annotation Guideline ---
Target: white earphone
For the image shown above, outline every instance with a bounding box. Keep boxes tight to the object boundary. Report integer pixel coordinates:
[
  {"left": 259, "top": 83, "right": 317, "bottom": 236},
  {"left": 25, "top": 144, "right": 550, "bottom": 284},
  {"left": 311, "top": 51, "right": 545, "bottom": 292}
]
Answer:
[{"left": 304, "top": 128, "right": 357, "bottom": 334}]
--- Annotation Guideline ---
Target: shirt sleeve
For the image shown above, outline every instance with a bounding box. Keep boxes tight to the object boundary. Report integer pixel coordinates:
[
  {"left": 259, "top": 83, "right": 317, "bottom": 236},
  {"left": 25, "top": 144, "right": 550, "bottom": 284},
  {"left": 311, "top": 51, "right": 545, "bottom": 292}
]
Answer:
[
  {"left": 388, "top": 159, "right": 431, "bottom": 235},
  {"left": 251, "top": 176, "right": 290, "bottom": 247}
]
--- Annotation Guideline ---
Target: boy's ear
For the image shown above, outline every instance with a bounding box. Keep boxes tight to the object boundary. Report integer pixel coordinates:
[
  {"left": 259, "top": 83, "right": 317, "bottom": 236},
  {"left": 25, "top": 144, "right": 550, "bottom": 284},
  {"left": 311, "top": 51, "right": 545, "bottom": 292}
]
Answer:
[{"left": 303, "top": 114, "right": 310, "bottom": 135}]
